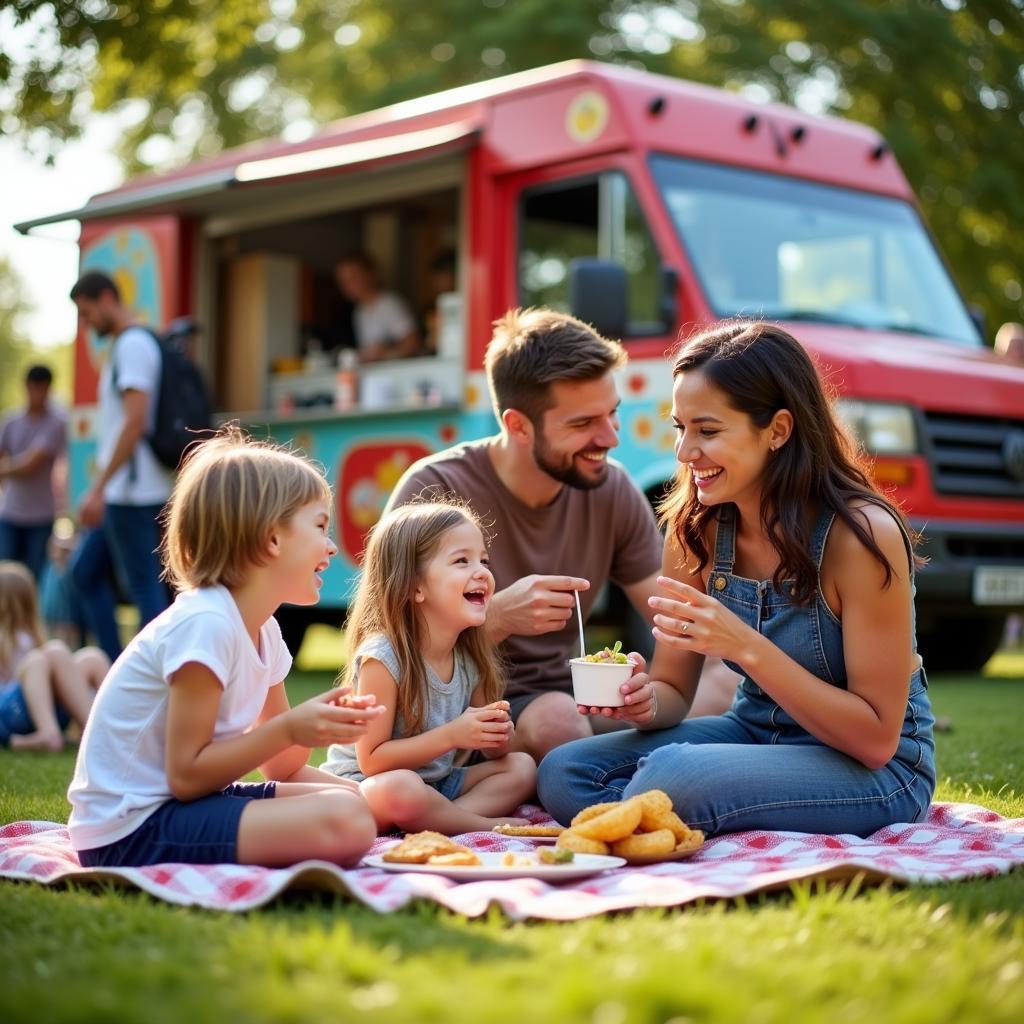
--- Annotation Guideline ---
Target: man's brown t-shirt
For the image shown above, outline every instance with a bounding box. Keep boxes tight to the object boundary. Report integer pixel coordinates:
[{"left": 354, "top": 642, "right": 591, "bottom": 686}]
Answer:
[{"left": 384, "top": 439, "right": 663, "bottom": 698}]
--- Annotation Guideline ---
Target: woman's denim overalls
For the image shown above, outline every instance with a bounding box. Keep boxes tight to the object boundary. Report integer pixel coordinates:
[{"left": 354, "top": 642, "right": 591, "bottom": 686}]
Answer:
[{"left": 538, "top": 506, "right": 936, "bottom": 836}]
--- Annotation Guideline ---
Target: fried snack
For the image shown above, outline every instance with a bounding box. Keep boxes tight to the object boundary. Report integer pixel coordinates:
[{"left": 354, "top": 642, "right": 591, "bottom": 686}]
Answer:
[
  {"left": 382, "top": 831, "right": 461, "bottom": 864},
  {"left": 571, "top": 799, "right": 644, "bottom": 842},
  {"left": 556, "top": 829, "right": 610, "bottom": 856},
  {"left": 658, "top": 811, "right": 695, "bottom": 842},
  {"left": 611, "top": 828, "right": 676, "bottom": 859},
  {"left": 570, "top": 802, "right": 619, "bottom": 827},
  {"left": 674, "top": 830, "right": 706, "bottom": 854},
  {"left": 634, "top": 789, "right": 673, "bottom": 830},
  {"left": 428, "top": 849, "right": 481, "bottom": 867},
  {"left": 492, "top": 824, "right": 566, "bottom": 838},
  {"left": 555, "top": 791, "right": 702, "bottom": 863}
]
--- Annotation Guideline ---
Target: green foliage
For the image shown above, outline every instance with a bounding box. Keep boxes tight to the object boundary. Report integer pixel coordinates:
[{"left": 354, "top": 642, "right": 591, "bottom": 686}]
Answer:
[
  {"left": 1, "top": 3, "right": 1021, "bottom": 331},
  {"left": 0, "top": 257, "right": 34, "bottom": 412},
  {"left": 0, "top": 670, "right": 1022, "bottom": 1023},
  {"left": 0, "top": 256, "right": 74, "bottom": 415},
  {"left": 1, "top": 882, "right": 1023, "bottom": 1023},
  {"left": 674, "top": 0, "right": 1024, "bottom": 341}
]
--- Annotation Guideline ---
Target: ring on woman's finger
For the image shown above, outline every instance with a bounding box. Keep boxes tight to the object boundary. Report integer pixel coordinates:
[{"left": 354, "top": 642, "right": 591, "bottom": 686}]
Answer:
[{"left": 681, "top": 622, "right": 689, "bottom": 634}]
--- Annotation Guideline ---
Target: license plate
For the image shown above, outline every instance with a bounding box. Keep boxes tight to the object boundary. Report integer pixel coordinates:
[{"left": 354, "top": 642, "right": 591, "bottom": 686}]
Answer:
[{"left": 973, "top": 567, "right": 1024, "bottom": 606}]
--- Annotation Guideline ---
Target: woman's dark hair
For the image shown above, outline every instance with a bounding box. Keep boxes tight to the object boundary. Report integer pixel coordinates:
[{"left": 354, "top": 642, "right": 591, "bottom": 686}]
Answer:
[{"left": 658, "top": 320, "right": 918, "bottom": 601}]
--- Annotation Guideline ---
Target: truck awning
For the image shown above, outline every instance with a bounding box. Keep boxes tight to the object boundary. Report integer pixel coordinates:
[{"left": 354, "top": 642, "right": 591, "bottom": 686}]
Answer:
[{"left": 14, "top": 120, "right": 479, "bottom": 234}]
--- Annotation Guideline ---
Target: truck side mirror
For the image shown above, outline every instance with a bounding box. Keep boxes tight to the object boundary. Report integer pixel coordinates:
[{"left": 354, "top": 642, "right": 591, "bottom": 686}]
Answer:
[
  {"left": 569, "top": 258, "right": 627, "bottom": 340},
  {"left": 660, "top": 264, "right": 679, "bottom": 330}
]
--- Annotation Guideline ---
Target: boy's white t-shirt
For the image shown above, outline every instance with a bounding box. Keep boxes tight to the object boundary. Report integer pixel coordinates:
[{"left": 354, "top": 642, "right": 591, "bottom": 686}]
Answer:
[{"left": 67, "top": 585, "right": 292, "bottom": 852}]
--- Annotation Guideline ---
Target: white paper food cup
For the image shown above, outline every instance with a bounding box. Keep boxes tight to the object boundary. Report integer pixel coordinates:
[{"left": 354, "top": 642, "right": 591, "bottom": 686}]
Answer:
[{"left": 569, "top": 658, "right": 632, "bottom": 707}]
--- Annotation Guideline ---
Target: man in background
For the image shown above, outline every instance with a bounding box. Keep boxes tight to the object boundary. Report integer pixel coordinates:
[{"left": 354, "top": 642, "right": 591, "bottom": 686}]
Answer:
[
  {"left": 69, "top": 271, "right": 171, "bottom": 631},
  {"left": 0, "top": 364, "right": 67, "bottom": 581},
  {"left": 334, "top": 253, "right": 420, "bottom": 362}
]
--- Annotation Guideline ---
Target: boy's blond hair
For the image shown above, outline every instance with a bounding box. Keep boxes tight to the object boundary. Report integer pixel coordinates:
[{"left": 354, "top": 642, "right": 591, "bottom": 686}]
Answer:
[{"left": 162, "top": 426, "right": 332, "bottom": 590}]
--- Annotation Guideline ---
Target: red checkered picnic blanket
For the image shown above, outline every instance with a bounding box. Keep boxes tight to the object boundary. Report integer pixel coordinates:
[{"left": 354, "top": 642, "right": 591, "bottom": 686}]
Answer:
[{"left": 1, "top": 802, "right": 1021, "bottom": 919}]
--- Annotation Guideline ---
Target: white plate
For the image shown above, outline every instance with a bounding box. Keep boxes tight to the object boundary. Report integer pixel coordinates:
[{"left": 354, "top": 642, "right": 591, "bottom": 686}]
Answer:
[{"left": 362, "top": 851, "right": 626, "bottom": 882}]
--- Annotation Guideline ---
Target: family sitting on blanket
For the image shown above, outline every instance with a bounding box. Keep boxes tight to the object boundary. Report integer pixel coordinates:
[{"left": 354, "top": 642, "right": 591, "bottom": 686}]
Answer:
[
  {"left": 65, "top": 310, "right": 935, "bottom": 870},
  {"left": 381, "top": 307, "right": 740, "bottom": 761}
]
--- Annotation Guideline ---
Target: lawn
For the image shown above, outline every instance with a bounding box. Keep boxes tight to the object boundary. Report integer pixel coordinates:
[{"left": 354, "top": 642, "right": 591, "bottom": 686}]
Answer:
[{"left": 1, "top": 650, "right": 1022, "bottom": 1024}]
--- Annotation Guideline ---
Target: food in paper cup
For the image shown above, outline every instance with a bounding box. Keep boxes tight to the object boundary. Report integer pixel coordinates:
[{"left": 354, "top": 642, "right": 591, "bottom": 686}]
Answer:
[
  {"left": 570, "top": 642, "right": 632, "bottom": 707},
  {"left": 580, "top": 640, "right": 630, "bottom": 664}
]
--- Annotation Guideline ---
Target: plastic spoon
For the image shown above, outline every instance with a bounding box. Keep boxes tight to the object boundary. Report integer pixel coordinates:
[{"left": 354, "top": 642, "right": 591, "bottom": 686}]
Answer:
[{"left": 574, "top": 589, "right": 586, "bottom": 660}]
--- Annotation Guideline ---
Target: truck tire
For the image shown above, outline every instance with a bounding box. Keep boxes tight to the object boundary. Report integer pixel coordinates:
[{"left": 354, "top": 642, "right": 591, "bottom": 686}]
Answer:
[{"left": 917, "top": 615, "right": 1006, "bottom": 674}]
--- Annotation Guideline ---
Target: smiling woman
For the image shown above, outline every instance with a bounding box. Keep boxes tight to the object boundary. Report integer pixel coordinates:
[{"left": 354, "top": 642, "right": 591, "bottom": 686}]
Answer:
[{"left": 538, "top": 320, "right": 937, "bottom": 841}]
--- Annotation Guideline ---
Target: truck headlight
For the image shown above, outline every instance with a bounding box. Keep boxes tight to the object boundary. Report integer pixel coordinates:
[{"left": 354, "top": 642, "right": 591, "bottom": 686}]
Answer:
[{"left": 835, "top": 400, "right": 918, "bottom": 455}]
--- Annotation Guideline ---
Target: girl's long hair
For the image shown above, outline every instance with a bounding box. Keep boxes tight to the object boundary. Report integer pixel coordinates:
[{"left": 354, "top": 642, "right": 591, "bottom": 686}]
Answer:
[
  {"left": 0, "top": 561, "right": 45, "bottom": 676},
  {"left": 343, "top": 500, "right": 504, "bottom": 735},
  {"left": 658, "top": 320, "right": 919, "bottom": 601}
]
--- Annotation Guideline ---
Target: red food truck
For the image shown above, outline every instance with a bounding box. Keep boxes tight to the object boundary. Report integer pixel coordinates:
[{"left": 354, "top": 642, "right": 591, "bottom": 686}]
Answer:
[{"left": 18, "top": 60, "right": 1024, "bottom": 669}]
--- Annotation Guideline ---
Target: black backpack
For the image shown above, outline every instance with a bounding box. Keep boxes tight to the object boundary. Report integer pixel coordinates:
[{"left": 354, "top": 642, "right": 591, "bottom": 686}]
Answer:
[{"left": 112, "top": 325, "right": 213, "bottom": 470}]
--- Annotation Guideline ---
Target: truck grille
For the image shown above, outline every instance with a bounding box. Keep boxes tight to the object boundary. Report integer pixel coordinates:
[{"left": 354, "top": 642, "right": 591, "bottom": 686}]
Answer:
[
  {"left": 946, "top": 537, "right": 1024, "bottom": 560},
  {"left": 922, "top": 412, "right": 1024, "bottom": 499}
]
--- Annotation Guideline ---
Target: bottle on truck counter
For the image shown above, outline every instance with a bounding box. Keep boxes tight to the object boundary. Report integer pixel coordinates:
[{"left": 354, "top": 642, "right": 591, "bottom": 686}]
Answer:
[{"left": 335, "top": 348, "right": 359, "bottom": 411}]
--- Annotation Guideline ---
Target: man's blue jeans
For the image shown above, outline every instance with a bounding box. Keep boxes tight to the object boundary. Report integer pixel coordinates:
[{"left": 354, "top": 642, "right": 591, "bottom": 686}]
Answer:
[
  {"left": 69, "top": 527, "right": 122, "bottom": 662},
  {"left": 70, "top": 506, "right": 170, "bottom": 661},
  {"left": 104, "top": 503, "right": 170, "bottom": 627},
  {"left": 0, "top": 519, "right": 53, "bottom": 582}
]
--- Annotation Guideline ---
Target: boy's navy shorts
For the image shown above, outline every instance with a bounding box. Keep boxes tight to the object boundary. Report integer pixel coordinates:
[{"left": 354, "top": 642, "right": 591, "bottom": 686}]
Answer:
[{"left": 77, "top": 781, "right": 278, "bottom": 867}]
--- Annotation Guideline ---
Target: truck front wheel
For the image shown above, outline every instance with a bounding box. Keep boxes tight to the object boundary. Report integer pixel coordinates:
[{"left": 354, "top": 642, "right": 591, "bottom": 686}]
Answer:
[{"left": 917, "top": 614, "right": 1006, "bottom": 674}]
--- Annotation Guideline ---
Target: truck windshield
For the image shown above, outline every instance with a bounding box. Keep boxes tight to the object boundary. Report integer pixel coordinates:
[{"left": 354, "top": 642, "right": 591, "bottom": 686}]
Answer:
[{"left": 650, "top": 154, "right": 980, "bottom": 346}]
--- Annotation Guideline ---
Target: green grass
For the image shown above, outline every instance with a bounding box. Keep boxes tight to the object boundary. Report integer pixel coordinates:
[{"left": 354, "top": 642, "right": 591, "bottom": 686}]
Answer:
[{"left": 2, "top": 664, "right": 1022, "bottom": 1024}]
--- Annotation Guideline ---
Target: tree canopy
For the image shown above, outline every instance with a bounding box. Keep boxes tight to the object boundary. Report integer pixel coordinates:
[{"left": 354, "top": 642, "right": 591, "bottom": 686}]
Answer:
[{"left": 2, "top": 0, "right": 1021, "bottom": 331}]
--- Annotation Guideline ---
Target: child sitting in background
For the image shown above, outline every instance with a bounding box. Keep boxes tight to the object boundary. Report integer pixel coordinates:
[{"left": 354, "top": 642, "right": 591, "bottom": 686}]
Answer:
[
  {"left": 68, "top": 428, "right": 384, "bottom": 868},
  {"left": 323, "top": 500, "right": 535, "bottom": 834},
  {"left": 0, "top": 560, "right": 108, "bottom": 751},
  {"left": 39, "top": 530, "right": 89, "bottom": 650}
]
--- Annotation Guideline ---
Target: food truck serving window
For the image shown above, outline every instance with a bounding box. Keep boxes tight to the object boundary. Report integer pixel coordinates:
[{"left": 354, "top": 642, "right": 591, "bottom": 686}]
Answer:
[
  {"left": 650, "top": 154, "right": 980, "bottom": 347},
  {"left": 518, "top": 172, "right": 667, "bottom": 337}
]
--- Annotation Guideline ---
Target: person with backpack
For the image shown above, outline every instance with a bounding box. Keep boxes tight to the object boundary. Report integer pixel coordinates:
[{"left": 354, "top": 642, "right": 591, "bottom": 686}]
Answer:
[{"left": 70, "top": 270, "right": 174, "bottom": 631}]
